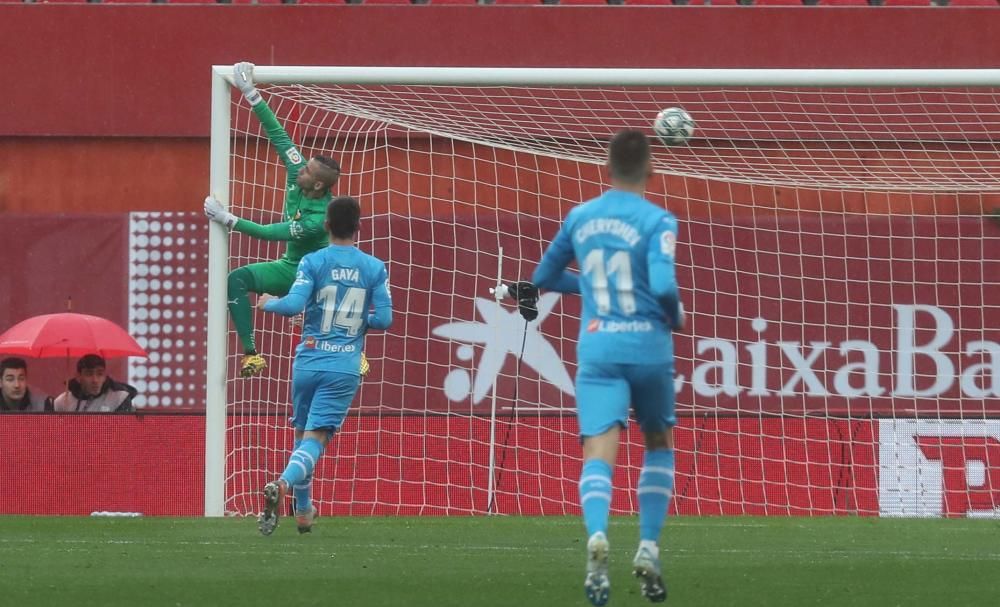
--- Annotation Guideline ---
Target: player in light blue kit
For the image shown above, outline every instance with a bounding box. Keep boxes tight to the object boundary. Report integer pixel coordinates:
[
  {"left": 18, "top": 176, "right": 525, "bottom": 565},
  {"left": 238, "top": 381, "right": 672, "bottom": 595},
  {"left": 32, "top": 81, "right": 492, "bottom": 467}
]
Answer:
[
  {"left": 530, "top": 129, "right": 683, "bottom": 605},
  {"left": 255, "top": 196, "right": 393, "bottom": 536}
]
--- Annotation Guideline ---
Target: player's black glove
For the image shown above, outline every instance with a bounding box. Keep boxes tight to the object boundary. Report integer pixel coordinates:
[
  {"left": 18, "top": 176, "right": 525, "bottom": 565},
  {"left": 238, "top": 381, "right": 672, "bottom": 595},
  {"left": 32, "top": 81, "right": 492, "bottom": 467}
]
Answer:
[{"left": 506, "top": 281, "right": 539, "bottom": 322}]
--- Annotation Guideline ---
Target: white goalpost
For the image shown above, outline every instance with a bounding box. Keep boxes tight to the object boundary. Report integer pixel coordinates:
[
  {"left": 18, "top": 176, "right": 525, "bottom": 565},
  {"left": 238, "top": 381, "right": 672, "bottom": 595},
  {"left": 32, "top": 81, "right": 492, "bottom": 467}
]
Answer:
[{"left": 207, "top": 66, "right": 1000, "bottom": 519}]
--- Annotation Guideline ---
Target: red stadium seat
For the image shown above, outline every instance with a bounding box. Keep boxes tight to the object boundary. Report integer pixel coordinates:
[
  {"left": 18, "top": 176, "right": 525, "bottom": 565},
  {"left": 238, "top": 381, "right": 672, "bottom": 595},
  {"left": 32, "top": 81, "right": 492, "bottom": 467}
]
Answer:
[
  {"left": 557, "top": 0, "right": 609, "bottom": 4},
  {"left": 488, "top": 0, "right": 544, "bottom": 4},
  {"left": 668, "top": 0, "right": 741, "bottom": 4},
  {"left": 754, "top": 0, "right": 804, "bottom": 4},
  {"left": 945, "top": 0, "right": 998, "bottom": 5},
  {"left": 302, "top": 0, "right": 409, "bottom": 4},
  {"left": 624, "top": 0, "right": 738, "bottom": 4},
  {"left": 812, "top": 0, "right": 873, "bottom": 4},
  {"left": 878, "top": 0, "right": 932, "bottom": 5}
]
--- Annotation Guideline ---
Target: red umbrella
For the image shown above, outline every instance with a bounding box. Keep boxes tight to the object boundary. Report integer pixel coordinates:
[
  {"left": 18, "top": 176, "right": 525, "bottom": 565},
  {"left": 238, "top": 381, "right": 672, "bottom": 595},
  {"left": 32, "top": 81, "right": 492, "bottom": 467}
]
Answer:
[{"left": 0, "top": 313, "right": 148, "bottom": 359}]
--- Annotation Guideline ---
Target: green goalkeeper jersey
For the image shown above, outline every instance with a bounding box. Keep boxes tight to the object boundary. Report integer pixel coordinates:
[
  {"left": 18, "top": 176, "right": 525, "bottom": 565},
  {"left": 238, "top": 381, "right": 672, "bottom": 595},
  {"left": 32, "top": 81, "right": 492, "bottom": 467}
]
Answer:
[{"left": 232, "top": 102, "right": 331, "bottom": 264}]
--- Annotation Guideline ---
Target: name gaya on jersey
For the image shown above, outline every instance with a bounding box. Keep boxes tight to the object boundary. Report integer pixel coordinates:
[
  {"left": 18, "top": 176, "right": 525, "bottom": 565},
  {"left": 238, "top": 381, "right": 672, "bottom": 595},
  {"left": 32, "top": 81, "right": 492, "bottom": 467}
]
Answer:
[{"left": 292, "top": 266, "right": 361, "bottom": 288}]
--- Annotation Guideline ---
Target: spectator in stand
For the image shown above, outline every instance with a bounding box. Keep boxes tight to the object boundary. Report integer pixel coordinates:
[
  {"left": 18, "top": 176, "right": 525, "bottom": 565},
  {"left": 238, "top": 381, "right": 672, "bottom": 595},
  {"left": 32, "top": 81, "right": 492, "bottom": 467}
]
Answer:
[
  {"left": 1, "top": 357, "right": 52, "bottom": 412},
  {"left": 53, "top": 354, "right": 138, "bottom": 413}
]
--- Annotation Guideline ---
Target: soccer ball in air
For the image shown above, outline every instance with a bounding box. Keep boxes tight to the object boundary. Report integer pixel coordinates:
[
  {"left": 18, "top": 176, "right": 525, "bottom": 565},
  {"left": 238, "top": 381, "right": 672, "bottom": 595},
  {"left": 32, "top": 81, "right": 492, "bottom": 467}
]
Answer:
[{"left": 653, "top": 107, "right": 695, "bottom": 146}]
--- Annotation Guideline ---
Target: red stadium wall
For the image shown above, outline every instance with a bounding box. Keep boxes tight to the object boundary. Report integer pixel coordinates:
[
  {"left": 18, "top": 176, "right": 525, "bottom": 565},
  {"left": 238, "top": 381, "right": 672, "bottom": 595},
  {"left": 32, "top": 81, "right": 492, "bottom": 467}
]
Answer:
[
  {"left": 0, "top": 138, "right": 208, "bottom": 214},
  {"left": 0, "top": 214, "right": 131, "bottom": 386},
  {"left": 2, "top": 213, "right": 996, "bottom": 517},
  {"left": 2, "top": 7, "right": 999, "bottom": 518},
  {"left": 4, "top": 138, "right": 994, "bottom": 215},
  {"left": 0, "top": 414, "right": 205, "bottom": 516},
  {"left": 3, "top": 6, "right": 1000, "bottom": 214},
  {"left": 0, "top": 413, "right": 879, "bottom": 517},
  {"left": 0, "top": 220, "right": 995, "bottom": 517},
  {"left": 231, "top": 414, "right": 881, "bottom": 517},
  {"left": 7, "top": 413, "right": 1000, "bottom": 517},
  {"left": 4, "top": 7, "right": 1000, "bottom": 138}
]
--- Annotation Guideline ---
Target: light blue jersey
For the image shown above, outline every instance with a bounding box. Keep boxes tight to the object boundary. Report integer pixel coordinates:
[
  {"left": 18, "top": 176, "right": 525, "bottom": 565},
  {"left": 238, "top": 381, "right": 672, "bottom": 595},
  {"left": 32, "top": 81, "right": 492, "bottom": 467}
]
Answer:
[
  {"left": 533, "top": 189, "right": 682, "bottom": 365},
  {"left": 538, "top": 182, "right": 680, "bottom": 569},
  {"left": 264, "top": 244, "right": 393, "bottom": 375}
]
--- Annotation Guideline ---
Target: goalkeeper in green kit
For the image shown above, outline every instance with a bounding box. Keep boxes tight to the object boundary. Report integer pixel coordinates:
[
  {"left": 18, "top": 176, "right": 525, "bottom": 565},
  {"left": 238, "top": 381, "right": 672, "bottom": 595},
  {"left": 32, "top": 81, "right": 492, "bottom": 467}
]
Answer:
[{"left": 204, "top": 62, "right": 369, "bottom": 379}]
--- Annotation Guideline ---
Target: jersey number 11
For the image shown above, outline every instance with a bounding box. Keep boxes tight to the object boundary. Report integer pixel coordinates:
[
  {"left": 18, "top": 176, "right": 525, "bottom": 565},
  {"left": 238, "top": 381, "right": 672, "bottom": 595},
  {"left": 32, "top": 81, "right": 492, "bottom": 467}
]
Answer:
[{"left": 582, "top": 248, "right": 636, "bottom": 316}]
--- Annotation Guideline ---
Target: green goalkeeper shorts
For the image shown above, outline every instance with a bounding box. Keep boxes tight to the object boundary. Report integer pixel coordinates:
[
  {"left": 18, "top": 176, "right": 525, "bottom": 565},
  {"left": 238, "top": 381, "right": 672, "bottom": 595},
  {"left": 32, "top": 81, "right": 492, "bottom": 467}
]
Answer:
[{"left": 242, "top": 259, "right": 299, "bottom": 296}]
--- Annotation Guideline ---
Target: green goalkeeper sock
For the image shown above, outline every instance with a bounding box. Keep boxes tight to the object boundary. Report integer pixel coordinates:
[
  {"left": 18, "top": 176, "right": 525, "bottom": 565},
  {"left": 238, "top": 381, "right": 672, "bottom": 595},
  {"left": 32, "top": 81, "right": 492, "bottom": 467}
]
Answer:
[{"left": 228, "top": 266, "right": 258, "bottom": 355}]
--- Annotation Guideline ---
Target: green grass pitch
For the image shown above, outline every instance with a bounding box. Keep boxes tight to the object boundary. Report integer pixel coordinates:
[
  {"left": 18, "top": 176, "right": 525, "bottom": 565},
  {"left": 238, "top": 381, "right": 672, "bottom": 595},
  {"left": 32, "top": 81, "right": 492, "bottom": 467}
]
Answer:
[{"left": 0, "top": 515, "right": 997, "bottom": 606}]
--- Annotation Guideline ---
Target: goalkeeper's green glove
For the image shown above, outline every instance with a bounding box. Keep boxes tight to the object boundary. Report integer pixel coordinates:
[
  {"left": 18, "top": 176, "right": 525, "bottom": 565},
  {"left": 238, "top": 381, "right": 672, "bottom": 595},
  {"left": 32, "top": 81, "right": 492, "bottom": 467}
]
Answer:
[
  {"left": 506, "top": 281, "right": 539, "bottom": 322},
  {"left": 234, "top": 62, "right": 263, "bottom": 107}
]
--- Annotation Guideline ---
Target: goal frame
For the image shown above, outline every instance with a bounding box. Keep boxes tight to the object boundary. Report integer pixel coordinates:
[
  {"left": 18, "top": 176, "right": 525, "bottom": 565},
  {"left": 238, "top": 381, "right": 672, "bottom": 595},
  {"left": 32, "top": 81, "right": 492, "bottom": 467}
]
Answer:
[{"left": 205, "top": 65, "right": 1000, "bottom": 517}]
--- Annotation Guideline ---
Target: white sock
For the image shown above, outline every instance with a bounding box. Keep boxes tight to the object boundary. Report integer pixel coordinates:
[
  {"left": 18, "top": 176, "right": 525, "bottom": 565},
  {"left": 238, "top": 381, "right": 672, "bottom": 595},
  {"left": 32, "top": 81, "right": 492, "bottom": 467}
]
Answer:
[{"left": 639, "top": 539, "right": 659, "bottom": 558}]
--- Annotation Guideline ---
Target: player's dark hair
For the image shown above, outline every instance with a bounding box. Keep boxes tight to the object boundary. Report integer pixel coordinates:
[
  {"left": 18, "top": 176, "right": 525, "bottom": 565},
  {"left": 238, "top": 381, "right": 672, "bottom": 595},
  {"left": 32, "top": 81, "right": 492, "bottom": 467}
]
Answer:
[
  {"left": 327, "top": 196, "right": 362, "bottom": 239},
  {"left": 0, "top": 357, "right": 27, "bottom": 375},
  {"left": 608, "top": 129, "right": 651, "bottom": 185},
  {"left": 77, "top": 354, "right": 106, "bottom": 373},
  {"left": 312, "top": 155, "right": 342, "bottom": 189}
]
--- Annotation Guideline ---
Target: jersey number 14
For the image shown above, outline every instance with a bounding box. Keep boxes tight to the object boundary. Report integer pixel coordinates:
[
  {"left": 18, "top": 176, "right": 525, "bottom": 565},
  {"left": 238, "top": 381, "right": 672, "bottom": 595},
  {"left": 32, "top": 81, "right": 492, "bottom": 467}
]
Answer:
[{"left": 316, "top": 286, "right": 366, "bottom": 335}]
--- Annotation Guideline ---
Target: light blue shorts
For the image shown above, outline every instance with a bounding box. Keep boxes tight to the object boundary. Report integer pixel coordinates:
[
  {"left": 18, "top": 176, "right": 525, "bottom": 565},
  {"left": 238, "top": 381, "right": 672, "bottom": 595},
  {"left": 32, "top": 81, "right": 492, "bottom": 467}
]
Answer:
[
  {"left": 575, "top": 361, "right": 676, "bottom": 438},
  {"left": 291, "top": 368, "right": 360, "bottom": 432}
]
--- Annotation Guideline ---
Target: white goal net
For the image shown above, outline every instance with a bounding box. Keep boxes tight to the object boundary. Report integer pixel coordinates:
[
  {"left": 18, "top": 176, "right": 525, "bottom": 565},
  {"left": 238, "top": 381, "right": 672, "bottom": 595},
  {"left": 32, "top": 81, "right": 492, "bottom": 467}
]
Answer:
[{"left": 208, "top": 68, "right": 1000, "bottom": 518}]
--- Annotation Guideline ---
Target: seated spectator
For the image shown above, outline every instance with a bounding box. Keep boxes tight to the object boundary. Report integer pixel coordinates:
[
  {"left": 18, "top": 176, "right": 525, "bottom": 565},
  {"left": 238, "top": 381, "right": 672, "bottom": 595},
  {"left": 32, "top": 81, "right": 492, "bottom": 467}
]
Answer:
[
  {"left": 1, "top": 357, "right": 52, "bottom": 412},
  {"left": 53, "top": 354, "right": 138, "bottom": 413}
]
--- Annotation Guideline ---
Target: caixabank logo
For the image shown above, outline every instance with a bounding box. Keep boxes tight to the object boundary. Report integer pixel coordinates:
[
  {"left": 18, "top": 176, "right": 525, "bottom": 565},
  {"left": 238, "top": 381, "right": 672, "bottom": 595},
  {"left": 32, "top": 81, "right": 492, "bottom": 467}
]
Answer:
[
  {"left": 431, "top": 293, "right": 574, "bottom": 405},
  {"left": 880, "top": 420, "right": 1000, "bottom": 518},
  {"left": 430, "top": 300, "right": 998, "bottom": 410}
]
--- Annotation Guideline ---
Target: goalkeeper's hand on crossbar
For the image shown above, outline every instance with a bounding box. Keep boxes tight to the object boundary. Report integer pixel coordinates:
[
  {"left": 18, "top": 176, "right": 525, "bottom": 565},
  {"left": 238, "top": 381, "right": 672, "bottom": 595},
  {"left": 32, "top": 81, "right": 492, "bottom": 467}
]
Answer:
[{"left": 233, "top": 62, "right": 263, "bottom": 107}]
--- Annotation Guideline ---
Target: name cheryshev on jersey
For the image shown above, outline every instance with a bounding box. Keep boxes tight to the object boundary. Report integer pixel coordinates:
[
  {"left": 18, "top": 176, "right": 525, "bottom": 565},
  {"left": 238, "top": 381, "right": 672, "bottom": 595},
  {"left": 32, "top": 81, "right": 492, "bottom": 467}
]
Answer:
[{"left": 574, "top": 218, "right": 641, "bottom": 247}]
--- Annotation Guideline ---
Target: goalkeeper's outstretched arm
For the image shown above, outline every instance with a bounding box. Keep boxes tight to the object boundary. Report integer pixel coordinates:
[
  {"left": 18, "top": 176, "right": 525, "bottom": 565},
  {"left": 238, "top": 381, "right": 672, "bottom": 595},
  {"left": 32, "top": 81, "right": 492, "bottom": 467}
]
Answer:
[
  {"left": 233, "top": 62, "right": 306, "bottom": 180},
  {"left": 203, "top": 196, "right": 325, "bottom": 242}
]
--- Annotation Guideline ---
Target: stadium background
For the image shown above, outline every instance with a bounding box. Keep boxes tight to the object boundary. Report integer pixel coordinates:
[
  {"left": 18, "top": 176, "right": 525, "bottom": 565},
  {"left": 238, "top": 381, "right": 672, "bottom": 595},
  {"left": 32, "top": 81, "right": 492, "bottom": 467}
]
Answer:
[{"left": 1, "top": 5, "right": 998, "bottom": 516}]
